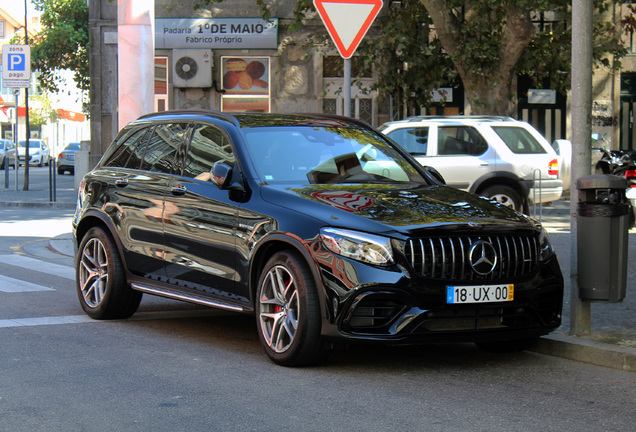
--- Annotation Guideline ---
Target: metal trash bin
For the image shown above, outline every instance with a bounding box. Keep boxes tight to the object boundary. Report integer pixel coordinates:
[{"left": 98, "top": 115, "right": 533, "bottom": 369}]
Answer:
[{"left": 577, "top": 174, "right": 629, "bottom": 302}]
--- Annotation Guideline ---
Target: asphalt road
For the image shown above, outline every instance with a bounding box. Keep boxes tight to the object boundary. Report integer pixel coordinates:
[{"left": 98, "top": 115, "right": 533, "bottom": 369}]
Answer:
[{"left": 0, "top": 206, "right": 635, "bottom": 431}]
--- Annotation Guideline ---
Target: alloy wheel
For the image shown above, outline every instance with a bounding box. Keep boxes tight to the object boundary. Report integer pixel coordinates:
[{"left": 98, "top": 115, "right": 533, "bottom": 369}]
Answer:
[
  {"left": 79, "top": 237, "right": 109, "bottom": 308},
  {"left": 258, "top": 265, "right": 300, "bottom": 353}
]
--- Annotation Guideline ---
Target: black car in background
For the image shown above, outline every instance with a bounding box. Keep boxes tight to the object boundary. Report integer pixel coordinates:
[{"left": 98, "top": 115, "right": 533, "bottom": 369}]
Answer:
[{"left": 73, "top": 110, "right": 563, "bottom": 366}]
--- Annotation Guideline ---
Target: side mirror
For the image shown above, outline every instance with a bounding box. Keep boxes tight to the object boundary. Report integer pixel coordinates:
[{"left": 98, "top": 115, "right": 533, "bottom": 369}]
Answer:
[
  {"left": 211, "top": 162, "right": 232, "bottom": 189},
  {"left": 211, "top": 162, "right": 244, "bottom": 191},
  {"left": 424, "top": 166, "right": 446, "bottom": 185}
]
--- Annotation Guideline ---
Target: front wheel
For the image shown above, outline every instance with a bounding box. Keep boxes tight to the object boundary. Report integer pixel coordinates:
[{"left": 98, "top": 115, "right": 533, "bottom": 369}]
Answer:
[
  {"left": 76, "top": 227, "right": 142, "bottom": 319},
  {"left": 481, "top": 185, "right": 524, "bottom": 213},
  {"left": 256, "top": 251, "right": 329, "bottom": 366}
]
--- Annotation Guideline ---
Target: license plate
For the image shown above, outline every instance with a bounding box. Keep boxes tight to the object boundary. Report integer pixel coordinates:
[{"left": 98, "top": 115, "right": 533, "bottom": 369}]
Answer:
[{"left": 446, "top": 284, "right": 514, "bottom": 304}]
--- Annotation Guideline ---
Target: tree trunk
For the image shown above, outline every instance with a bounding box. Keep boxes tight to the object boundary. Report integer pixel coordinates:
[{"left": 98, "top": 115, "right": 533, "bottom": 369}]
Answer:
[{"left": 421, "top": 0, "right": 535, "bottom": 116}]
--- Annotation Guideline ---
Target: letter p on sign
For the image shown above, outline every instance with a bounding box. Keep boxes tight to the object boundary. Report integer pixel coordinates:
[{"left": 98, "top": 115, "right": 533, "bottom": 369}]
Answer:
[{"left": 9, "top": 54, "right": 26, "bottom": 71}]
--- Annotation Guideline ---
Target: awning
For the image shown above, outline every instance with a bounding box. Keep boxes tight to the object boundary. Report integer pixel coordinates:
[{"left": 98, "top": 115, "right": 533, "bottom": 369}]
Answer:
[{"left": 57, "top": 109, "right": 86, "bottom": 122}]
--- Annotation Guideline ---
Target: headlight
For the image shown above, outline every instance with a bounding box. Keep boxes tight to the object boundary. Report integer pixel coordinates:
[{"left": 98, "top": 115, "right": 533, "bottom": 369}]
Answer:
[
  {"left": 320, "top": 228, "right": 394, "bottom": 266},
  {"left": 538, "top": 227, "right": 554, "bottom": 262}
]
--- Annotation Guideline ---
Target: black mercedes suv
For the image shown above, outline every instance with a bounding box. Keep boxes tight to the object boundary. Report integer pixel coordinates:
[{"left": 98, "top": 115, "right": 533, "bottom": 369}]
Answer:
[{"left": 73, "top": 110, "right": 563, "bottom": 366}]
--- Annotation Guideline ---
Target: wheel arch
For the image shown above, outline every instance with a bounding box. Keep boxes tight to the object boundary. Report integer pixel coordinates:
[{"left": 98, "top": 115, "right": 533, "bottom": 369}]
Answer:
[
  {"left": 470, "top": 172, "right": 530, "bottom": 212},
  {"left": 75, "top": 212, "right": 126, "bottom": 261},
  {"left": 249, "top": 234, "right": 326, "bottom": 317}
]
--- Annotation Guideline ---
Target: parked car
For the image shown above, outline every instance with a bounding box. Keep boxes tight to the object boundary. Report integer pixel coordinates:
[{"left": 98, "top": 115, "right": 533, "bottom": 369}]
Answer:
[
  {"left": 378, "top": 116, "right": 563, "bottom": 213},
  {"left": 551, "top": 139, "right": 572, "bottom": 191},
  {"left": 57, "top": 142, "right": 81, "bottom": 175},
  {"left": 17, "top": 139, "right": 51, "bottom": 166},
  {"left": 0, "top": 138, "right": 16, "bottom": 169},
  {"left": 73, "top": 110, "right": 564, "bottom": 366}
]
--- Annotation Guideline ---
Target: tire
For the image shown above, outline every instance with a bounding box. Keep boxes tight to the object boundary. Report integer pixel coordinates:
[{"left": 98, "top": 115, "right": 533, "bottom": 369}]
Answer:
[
  {"left": 481, "top": 185, "right": 523, "bottom": 212},
  {"left": 475, "top": 337, "right": 538, "bottom": 353},
  {"left": 76, "top": 227, "right": 142, "bottom": 319},
  {"left": 255, "top": 250, "right": 329, "bottom": 367}
]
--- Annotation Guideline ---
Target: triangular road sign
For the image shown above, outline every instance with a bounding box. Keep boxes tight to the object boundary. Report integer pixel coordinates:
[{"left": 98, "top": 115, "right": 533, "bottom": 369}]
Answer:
[{"left": 314, "top": 0, "right": 383, "bottom": 59}]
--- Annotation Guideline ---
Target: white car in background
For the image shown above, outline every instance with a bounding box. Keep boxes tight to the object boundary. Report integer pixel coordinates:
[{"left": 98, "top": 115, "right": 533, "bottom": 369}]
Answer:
[
  {"left": 17, "top": 139, "right": 51, "bottom": 166},
  {"left": 379, "top": 116, "right": 563, "bottom": 214}
]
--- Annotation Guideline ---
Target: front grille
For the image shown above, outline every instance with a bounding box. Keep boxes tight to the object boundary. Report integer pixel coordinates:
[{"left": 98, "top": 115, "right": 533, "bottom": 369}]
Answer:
[{"left": 405, "top": 234, "right": 539, "bottom": 281}]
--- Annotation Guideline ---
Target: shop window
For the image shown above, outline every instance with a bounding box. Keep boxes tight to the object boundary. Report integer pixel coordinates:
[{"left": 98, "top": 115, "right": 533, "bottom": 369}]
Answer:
[{"left": 155, "top": 57, "right": 168, "bottom": 112}]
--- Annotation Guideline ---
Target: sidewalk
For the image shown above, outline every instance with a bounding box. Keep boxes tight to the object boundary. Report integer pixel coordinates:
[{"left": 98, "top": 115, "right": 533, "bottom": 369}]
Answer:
[
  {"left": 1, "top": 179, "right": 635, "bottom": 371},
  {"left": 0, "top": 167, "right": 77, "bottom": 209}
]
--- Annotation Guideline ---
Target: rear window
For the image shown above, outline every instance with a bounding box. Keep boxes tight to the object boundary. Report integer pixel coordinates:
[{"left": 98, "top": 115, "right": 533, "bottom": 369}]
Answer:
[
  {"left": 385, "top": 127, "right": 428, "bottom": 155},
  {"left": 492, "top": 126, "right": 547, "bottom": 154}
]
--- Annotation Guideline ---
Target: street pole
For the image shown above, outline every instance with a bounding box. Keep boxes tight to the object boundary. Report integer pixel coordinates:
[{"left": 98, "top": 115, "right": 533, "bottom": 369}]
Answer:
[
  {"left": 344, "top": 58, "right": 351, "bottom": 117},
  {"left": 14, "top": 89, "right": 19, "bottom": 191},
  {"left": 22, "top": 0, "right": 30, "bottom": 191},
  {"left": 570, "top": 0, "right": 593, "bottom": 335}
]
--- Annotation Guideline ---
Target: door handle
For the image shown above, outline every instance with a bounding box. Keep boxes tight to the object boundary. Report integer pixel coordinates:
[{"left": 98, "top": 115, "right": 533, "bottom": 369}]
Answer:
[
  {"left": 115, "top": 178, "right": 129, "bottom": 188},
  {"left": 170, "top": 184, "right": 187, "bottom": 195}
]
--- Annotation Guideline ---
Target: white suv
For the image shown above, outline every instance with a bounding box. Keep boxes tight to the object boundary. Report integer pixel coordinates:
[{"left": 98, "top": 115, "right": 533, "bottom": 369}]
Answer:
[{"left": 378, "top": 116, "right": 563, "bottom": 213}]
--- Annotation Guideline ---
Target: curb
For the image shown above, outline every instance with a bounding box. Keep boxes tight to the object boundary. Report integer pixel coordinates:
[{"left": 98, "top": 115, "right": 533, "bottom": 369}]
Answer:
[
  {"left": 0, "top": 201, "right": 76, "bottom": 209},
  {"left": 533, "top": 334, "right": 636, "bottom": 372}
]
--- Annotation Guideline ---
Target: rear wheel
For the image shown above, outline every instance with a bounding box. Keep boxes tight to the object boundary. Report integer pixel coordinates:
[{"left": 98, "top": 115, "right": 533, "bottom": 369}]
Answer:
[
  {"left": 76, "top": 227, "right": 142, "bottom": 319},
  {"left": 256, "top": 250, "right": 329, "bottom": 366},
  {"left": 481, "top": 185, "right": 523, "bottom": 212}
]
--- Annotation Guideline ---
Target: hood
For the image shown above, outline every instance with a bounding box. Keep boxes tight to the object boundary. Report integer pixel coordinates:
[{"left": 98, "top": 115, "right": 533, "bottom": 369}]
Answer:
[{"left": 260, "top": 183, "right": 536, "bottom": 235}]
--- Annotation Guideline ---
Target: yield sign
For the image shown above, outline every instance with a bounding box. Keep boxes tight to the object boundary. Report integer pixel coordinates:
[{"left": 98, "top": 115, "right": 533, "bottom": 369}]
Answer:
[{"left": 313, "top": 0, "right": 383, "bottom": 59}]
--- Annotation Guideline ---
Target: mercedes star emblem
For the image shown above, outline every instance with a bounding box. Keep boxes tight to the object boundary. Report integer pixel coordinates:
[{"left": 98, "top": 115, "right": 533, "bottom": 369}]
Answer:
[{"left": 469, "top": 240, "right": 498, "bottom": 275}]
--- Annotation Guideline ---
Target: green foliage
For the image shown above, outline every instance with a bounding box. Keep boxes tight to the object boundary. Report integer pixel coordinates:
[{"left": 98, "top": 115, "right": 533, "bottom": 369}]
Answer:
[
  {"left": 24, "top": 0, "right": 89, "bottom": 93},
  {"left": 28, "top": 94, "right": 59, "bottom": 127},
  {"left": 356, "top": 0, "right": 457, "bottom": 107}
]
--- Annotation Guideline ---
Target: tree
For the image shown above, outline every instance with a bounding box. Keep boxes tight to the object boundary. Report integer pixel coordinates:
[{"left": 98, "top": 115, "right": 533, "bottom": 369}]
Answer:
[
  {"left": 13, "top": 0, "right": 90, "bottom": 94},
  {"left": 358, "top": 0, "right": 632, "bottom": 116}
]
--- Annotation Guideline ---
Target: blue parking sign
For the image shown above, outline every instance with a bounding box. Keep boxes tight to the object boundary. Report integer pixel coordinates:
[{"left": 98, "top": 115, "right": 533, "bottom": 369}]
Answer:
[
  {"left": 8, "top": 54, "right": 26, "bottom": 71},
  {"left": 2, "top": 45, "right": 31, "bottom": 87}
]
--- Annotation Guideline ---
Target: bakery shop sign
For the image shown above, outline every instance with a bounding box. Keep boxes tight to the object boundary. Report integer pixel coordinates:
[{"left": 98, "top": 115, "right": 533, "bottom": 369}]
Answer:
[
  {"left": 221, "top": 56, "right": 270, "bottom": 112},
  {"left": 156, "top": 18, "right": 278, "bottom": 49}
]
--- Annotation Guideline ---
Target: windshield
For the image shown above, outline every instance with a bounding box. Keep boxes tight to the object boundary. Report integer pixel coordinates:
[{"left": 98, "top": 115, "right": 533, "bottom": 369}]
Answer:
[
  {"left": 65, "top": 143, "right": 81, "bottom": 151},
  {"left": 242, "top": 126, "right": 427, "bottom": 184}
]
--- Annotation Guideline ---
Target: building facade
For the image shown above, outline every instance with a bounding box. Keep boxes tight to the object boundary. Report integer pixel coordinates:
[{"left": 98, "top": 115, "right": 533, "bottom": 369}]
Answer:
[{"left": 89, "top": 0, "right": 636, "bottom": 165}]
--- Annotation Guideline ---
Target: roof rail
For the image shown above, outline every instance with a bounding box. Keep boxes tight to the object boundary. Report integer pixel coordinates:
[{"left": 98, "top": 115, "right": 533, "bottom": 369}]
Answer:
[
  {"left": 137, "top": 109, "right": 241, "bottom": 127},
  {"left": 404, "top": 115, "right": 517, "bottom": 122}
]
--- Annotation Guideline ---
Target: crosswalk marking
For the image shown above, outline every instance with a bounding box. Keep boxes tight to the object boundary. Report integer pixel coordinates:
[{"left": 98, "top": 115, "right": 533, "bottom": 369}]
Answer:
[
  {"left": 0, "top": 315, "right": 95, "bottom": 328},
  {"left": 0, "top": 254, "right": 75, "bottom": 280},
  {"left": 0, "top": 274, "right": 55, "bottom": 292}
]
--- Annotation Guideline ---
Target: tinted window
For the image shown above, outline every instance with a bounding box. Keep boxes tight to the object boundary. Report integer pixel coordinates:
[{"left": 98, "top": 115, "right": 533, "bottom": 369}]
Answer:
[
  {"left": 492, "top": 126, "right": 547, "bottom": 154},
  {"left": 386, "top": 127, "right": 428, "bottom": 155},
  {"left": 139, "top": 123, "right": 188, "bottom": 173},
  {"left": 183, "top": 125, "right": 235, "bottom": 179},
  {"left": 104, "top": 127, "right": 150, "bottom": 168},
  {"left": 243, "top": 126, "right": 425, "bottom": 184},
  {"left": 437, "top": 126, "right": 488, "bottom": 156}
]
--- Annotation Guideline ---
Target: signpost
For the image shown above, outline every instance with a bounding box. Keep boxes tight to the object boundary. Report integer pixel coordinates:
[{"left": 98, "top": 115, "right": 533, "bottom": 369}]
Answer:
[
  {"left": 313, "top": 0, "right": 383, "bottom": 116},
  {"left": 2, "top": 45, "right": 31, "bottom": 191}
]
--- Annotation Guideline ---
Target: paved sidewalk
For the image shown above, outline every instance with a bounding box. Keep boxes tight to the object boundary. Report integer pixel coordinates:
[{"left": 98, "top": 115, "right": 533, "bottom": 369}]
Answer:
[
  {"left": 0, "top": 167, "right": 77, "bottom": 208},
  {"left": 2, "top": 178, "right": 635, "bottom": 371}
]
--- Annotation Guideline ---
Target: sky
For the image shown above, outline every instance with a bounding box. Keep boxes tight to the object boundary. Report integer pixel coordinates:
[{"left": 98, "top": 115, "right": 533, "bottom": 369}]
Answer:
[{"left": 3, "top": 1, "right": 40, "bottom": 22}]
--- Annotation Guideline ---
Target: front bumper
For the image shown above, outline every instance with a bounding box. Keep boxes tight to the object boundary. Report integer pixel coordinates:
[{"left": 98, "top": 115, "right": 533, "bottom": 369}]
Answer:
[{"left": 316, "top": 252, "right": 563, "bottom": 345}]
